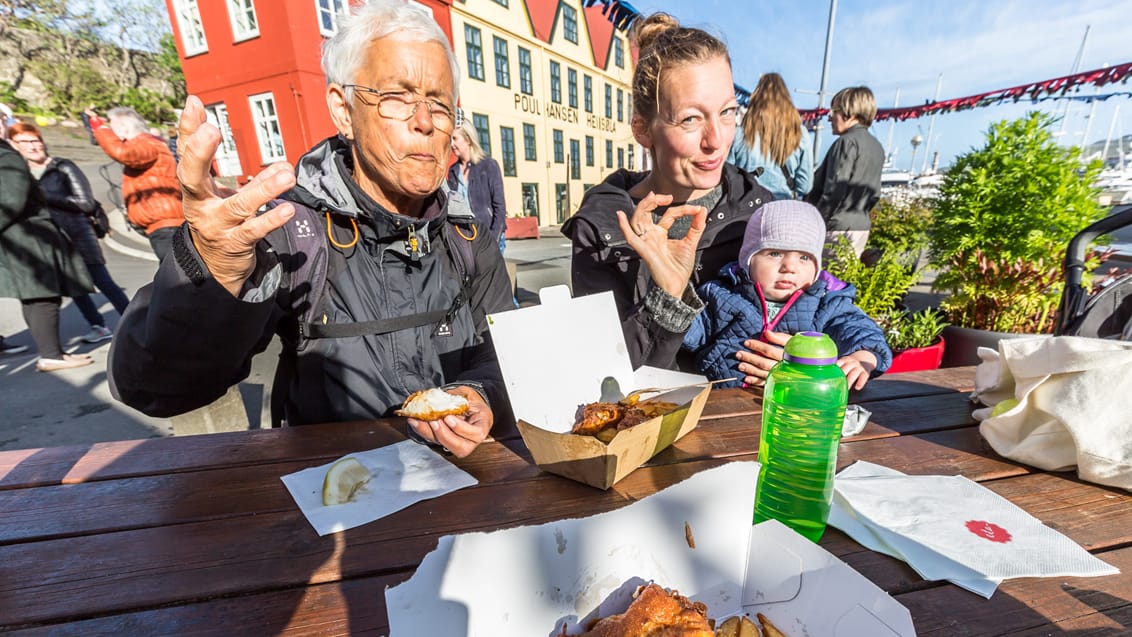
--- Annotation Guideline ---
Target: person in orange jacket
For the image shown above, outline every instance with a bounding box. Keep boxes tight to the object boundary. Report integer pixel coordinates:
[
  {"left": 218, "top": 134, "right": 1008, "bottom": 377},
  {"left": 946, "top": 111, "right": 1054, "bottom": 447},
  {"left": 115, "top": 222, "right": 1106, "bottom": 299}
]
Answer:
[{"left": 84, "top": 106, "right": 184, "bottom": 261}]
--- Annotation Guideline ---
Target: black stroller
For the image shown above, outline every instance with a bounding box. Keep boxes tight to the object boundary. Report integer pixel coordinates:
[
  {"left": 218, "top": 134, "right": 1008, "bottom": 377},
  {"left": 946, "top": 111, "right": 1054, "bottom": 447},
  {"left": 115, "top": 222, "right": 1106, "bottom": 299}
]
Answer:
[{"left": 1055, "top": 204, "right": 1132, "bottom": 339}]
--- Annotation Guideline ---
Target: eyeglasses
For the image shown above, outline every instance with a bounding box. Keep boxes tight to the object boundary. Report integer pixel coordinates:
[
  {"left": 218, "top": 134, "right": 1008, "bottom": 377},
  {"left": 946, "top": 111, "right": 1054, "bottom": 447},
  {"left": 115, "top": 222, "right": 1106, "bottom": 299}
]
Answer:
[
  {"left": 343, "top": 85, "right": 462, "bottom": 133},
  {"left": 10, "top": 138, "right": 43, "bottom": 146}
]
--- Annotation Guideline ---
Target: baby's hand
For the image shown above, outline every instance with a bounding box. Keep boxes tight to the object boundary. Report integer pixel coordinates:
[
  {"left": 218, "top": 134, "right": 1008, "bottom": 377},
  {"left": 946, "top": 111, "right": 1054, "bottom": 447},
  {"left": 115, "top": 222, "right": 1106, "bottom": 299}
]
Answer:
[{"left": 837, "top": 351, "right": 877, "bottom": 390}]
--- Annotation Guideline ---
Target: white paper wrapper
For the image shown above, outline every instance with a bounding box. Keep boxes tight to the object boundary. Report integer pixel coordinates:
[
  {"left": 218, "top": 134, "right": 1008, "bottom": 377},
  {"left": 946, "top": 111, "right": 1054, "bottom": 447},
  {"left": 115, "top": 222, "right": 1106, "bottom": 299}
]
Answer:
[
  {"left": 280, "top": 441, "right": 478, "bottom": 536},
  {"left": 830, "top": 461, "right": 1120, "bottom": 598},
  {"left": 386, "top": 462, "right": 916, "bottom": 637}
]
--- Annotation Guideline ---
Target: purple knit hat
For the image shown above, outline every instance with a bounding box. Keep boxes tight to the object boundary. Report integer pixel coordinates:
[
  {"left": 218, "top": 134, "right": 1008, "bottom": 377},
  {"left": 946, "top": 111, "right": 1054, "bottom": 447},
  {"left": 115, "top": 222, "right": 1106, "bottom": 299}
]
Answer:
[{"left": 738, "top": 200, "right": 827, "bottom": 276}]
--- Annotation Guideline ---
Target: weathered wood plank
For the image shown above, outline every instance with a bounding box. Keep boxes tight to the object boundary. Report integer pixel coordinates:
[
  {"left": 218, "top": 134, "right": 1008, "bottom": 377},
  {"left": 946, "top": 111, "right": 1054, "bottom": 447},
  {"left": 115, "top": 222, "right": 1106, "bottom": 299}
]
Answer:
[
  {"left": 897, "top": 545, "right": 1132, "bottom": 637},
  {"left": 4, "top": 573, "right": 403, "bottom": 636}
]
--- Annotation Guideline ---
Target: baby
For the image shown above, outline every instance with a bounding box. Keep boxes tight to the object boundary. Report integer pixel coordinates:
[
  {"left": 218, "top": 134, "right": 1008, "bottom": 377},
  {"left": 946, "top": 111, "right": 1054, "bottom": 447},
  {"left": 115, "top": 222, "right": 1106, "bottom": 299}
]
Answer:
[{"left": 682, "top": 200, "right": 891, "bottom": 389}]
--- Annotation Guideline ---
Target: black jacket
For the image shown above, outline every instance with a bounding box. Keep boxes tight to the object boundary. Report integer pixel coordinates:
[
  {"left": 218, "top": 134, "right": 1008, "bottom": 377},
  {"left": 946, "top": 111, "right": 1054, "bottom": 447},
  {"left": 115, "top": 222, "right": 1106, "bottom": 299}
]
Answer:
[
  {"left": 37, "top": 157, "right": 105, "bottom": 265},
  {"left": 446, "top": 157, "right": 506, "bottom": 239},
  {"left": 0, "top": 142, "right": 92, "bottom": 300},
  {"left": 561, "top": 165, "right": 773, "bottom": 369},
  {"left": 109, "top": 136, "right": 516, "bottom": 428},
  {"left": 807, "top": 124, "right": 884, "bottom": 231}
]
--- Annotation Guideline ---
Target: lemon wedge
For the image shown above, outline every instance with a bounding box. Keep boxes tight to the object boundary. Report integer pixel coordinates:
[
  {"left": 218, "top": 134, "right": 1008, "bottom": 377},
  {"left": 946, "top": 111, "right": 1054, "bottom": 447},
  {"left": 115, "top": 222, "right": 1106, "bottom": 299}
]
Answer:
[{"left": 321, "top": 457, "right": 371, "bottom": 506}]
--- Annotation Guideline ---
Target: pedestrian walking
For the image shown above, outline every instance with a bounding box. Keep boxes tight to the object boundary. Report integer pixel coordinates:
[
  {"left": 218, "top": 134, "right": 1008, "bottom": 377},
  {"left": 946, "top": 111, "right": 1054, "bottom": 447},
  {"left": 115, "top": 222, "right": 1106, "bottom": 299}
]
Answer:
[
  {"left": 447, "top": 120, "right": 508, "bottom": 254},
  {"left": 8, "top": 122, "right": 131, "bottom": 343},
  {"left": 84, "top": 106, "right": 184, "bottom": 261},
  {"left": 0, "top": 116, "right": 95, "bottom": 371}
]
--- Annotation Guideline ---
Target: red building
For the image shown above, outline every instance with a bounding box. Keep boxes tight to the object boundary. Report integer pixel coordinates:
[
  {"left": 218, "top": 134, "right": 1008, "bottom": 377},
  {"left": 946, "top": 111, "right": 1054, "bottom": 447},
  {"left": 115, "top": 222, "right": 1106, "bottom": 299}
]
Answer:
[{"left": 164, "top": 0, "right": 453, "bottom": 180}]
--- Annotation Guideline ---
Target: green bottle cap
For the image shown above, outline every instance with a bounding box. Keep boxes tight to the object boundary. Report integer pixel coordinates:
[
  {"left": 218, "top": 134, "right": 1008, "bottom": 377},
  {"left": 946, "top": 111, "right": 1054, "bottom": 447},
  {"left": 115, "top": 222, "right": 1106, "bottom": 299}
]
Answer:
[{"left": 783, "top": 331, "right": 838, "bottom": 365}]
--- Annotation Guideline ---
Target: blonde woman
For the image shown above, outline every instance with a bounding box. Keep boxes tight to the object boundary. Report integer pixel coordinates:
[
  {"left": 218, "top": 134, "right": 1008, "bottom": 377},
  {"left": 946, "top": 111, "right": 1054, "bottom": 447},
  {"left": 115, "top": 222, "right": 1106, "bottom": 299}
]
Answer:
[
  {"left": 728, "top": 72, "right": 812, "bottom": 201},
  {"left": 447, "top": 120, "right": 507, "bottom": 253}
]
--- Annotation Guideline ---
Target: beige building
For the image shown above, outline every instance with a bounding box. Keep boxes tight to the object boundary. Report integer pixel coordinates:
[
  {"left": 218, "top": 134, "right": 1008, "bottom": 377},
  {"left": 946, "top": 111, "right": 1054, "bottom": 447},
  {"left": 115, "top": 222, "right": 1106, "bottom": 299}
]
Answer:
[{"left": 450, "top": 0, "right": 641, "bottom": 226}]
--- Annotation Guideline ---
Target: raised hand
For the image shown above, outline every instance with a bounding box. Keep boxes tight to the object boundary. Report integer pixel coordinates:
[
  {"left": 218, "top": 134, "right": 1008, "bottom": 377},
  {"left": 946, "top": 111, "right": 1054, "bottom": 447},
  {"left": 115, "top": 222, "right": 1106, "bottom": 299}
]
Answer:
[
  {"left": 615, "top": 191, "right": 708, "bottom": 298},
  {"left": 177, "top": 95, "right": 297, "bottom": 296}
]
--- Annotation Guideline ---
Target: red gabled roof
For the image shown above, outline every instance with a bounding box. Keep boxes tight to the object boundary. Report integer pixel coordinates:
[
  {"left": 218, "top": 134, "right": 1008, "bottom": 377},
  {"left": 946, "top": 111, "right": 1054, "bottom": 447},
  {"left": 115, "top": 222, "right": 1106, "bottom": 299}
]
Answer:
[
  {"left": 523, "top": 0, "right": 560, "bottom": 43},
  {"left": 583, "top": 4, "right": 613, "bottom": 70}
]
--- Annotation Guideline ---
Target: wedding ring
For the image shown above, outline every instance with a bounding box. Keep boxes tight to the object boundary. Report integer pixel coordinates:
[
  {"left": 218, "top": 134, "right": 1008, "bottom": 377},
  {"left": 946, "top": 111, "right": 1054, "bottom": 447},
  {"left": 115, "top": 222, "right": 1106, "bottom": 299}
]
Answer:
[{"left": 634, "top": 226, "right": 647, "bottom": 237}]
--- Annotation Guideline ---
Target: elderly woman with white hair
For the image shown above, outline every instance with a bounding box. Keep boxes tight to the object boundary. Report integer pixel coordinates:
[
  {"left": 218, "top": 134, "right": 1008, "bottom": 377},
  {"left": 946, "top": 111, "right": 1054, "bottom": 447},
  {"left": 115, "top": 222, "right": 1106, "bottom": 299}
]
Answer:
[
  {"left": 109, "top": 0, "right": 514, "bottom": 457},
  {"left": 447, "top": 120, "right": 508, "bottom": 253},
  {"left": 83, "top": 105, "right": 184, "bottom": 260}
]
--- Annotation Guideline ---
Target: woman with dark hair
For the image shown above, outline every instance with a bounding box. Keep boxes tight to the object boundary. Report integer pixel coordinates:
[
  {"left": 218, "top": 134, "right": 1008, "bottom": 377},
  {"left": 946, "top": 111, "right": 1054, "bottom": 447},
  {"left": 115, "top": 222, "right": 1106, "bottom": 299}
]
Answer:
[
  {"left": 0, "top": 118, "right": 95, "bottom": 371},
  {"left": 8, "top": 122, "right": 131, "bottom": 343},
  {"left": 728, "top": 72, "right": 813, "bottom": 201},
  {"left": 447, "top": 120, "right": 507, "bottom": 253},
  {"left": 562, "top": 12, "right": 773, "bottom": 369}
]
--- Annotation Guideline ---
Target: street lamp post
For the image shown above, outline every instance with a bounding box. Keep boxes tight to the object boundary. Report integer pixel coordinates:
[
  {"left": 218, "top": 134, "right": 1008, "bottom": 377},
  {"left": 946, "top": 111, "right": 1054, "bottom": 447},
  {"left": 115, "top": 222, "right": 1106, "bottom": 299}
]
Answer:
[{"left": 812, "top": 0, "right": 839, "bottom": 165}]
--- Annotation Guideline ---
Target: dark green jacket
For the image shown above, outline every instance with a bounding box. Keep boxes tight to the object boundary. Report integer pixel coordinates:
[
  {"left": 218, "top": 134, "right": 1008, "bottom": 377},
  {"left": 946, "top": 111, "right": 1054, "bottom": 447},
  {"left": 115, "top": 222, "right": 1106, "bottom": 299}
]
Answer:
[{"left": 0, "top": 141, "right": 92, "bottom": 300}]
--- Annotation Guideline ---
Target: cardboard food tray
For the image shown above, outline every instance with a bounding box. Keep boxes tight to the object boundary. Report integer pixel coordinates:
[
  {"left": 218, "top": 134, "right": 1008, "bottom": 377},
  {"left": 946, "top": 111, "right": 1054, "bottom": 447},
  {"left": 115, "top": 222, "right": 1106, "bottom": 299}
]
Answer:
[{"left": 488, "top": 286, "right": 711, "bottom": 489}]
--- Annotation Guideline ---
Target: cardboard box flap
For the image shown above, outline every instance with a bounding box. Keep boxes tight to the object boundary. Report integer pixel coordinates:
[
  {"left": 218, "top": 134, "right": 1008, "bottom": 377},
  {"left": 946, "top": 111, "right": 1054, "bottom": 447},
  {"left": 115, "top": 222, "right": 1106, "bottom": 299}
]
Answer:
[
  {"left": 744, "top": 520, "right": 915, "bottom": 636},
  {"left": 488, "top": 287, "right": 635, "bottom": 432}
]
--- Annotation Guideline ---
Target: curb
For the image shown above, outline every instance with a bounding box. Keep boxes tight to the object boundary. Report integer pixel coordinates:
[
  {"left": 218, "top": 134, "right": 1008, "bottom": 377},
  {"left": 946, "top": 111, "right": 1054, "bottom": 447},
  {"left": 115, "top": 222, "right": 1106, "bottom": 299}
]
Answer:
[{"left": 102, "top": 208, "right": 158, "bottom": 262}]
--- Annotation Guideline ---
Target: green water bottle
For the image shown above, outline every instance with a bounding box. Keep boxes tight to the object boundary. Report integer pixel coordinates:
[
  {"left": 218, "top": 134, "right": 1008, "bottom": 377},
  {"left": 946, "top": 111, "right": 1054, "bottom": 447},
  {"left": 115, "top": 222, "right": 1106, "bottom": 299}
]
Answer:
[{"left": 753, "top": 331, "right": 848, "bottom": 542}]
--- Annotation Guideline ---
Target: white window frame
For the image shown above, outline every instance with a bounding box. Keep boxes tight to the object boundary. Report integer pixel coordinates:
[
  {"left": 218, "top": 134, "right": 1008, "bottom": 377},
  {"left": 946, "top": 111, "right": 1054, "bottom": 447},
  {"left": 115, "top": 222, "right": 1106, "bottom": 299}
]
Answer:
[
  {"left": 248, "top": 92, "right": 287, "bottom": 163},
  {"left": 205, "top": 103, "right": 244, "bottom": 177},
  {"left": 316, "top": 0, "right": 350, "bottom": 37},
  {"left": 171, "top": 0, "right": 208, "bottom": 56},
  {"left": 227, "top": 0, "right": 260, "bottom": 42}
]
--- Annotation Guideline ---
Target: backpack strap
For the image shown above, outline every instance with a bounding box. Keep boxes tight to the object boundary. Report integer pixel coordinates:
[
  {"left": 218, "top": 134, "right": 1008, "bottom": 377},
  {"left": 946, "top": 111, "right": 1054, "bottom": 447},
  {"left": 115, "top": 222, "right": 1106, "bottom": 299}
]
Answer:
[
  {"left": 285, "top": 192, "right": 480, "bottom": 345},
  {"left": 277, "top": 202, "right": 331, "bottom": 352},
  {"left": 777, "top": 162, "right": 797, "bottom": 198}
]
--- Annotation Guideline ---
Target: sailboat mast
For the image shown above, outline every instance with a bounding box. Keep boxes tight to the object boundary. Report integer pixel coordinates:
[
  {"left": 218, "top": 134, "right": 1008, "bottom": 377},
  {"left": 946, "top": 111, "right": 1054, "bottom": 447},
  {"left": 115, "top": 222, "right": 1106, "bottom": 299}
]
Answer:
[{"left": 1059, "top": 26, "right": 1090, "bottom": 136}]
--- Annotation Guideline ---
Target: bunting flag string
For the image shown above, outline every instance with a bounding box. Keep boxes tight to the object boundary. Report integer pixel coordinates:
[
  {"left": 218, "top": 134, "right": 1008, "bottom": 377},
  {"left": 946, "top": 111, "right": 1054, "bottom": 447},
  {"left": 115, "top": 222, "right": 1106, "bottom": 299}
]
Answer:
[
  {"left": 797, "top": 62, "right": 1132, "bottom": 123},
  {"left": 584, "top": 1, "right": 1130, "bottom": 125}
]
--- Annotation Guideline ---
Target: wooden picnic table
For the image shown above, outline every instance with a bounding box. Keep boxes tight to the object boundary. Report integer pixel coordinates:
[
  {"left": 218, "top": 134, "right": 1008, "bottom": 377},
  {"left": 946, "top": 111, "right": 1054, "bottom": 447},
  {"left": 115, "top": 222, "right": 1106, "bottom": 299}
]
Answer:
[{"left": 1, "top": 366, "right": 1129, "bottom": 635}]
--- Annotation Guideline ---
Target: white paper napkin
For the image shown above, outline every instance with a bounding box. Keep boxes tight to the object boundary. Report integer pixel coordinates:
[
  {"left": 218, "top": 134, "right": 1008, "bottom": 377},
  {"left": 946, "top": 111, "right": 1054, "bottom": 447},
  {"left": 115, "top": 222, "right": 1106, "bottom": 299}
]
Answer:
[
  {"left": 829, "top": 461, "right": 1119, "bottom": 598},
  {"left": 280, "top": 441, "right": 478, "bottom": 536}
]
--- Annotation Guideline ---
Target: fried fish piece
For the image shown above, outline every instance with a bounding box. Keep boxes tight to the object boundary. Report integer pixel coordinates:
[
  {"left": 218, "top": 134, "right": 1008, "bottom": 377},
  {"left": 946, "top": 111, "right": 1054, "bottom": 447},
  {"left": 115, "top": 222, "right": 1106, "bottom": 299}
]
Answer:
[
  {"left": 394, "top": 388, "right": 469, "bottom": 421},
  {"left": 580, "top": 583, "right": 714, "bottom": 637},
  {"left": 572, "top": 398, "right": 681, "bottom": 439},
  {"left": 572, "top": 401, "right": 625, "bottom": 436}
]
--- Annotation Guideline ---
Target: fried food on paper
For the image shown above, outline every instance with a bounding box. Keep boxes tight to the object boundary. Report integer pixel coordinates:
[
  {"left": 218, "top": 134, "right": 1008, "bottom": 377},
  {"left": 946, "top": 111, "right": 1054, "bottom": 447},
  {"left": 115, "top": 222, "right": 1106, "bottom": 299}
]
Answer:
[
  {"left": 579, "top": 583, "right": 714, "bottom": 636},
  {"left": 714, "top": 616, "right": 759, "bottom": 637},
  {"left": 571, "top": 398, "right": 680, "bottom": 440},
  {"left": 394, "top": 388, "right": 469, "bottom": 421}
]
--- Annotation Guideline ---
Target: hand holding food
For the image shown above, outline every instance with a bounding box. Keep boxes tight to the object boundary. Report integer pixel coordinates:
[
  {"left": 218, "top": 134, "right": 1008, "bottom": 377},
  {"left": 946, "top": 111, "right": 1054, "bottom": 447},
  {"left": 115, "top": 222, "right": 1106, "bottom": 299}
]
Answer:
[
  {"left": 395, "top": 387, "right": 470, "bottom": 420},
  {"left": 401, "top": 386, "right": 493, "bottom": 458}
]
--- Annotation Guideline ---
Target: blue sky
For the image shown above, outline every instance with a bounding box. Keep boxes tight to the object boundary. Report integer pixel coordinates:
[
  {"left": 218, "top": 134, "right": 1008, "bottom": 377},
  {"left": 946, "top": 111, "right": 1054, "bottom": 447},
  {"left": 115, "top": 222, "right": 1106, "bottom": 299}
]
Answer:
[{"left": 632, "top": 0, "right": 1132, "bottom": 171}]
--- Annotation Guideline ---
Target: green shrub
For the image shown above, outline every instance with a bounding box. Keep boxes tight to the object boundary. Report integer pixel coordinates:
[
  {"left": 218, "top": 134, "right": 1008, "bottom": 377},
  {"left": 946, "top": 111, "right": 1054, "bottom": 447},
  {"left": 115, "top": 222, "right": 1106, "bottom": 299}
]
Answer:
[
  {"left": 877, "top": 308, "right": 947, "bottom": 350},
  {"left": 825, "top": 238, "right": 918, "bottom": 319},
  {"left": 867, "top": 190, "right": 936, "bottom": 263},
  {"left": 929, "top": 112, "right": 1105, "bottom": 333}
]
